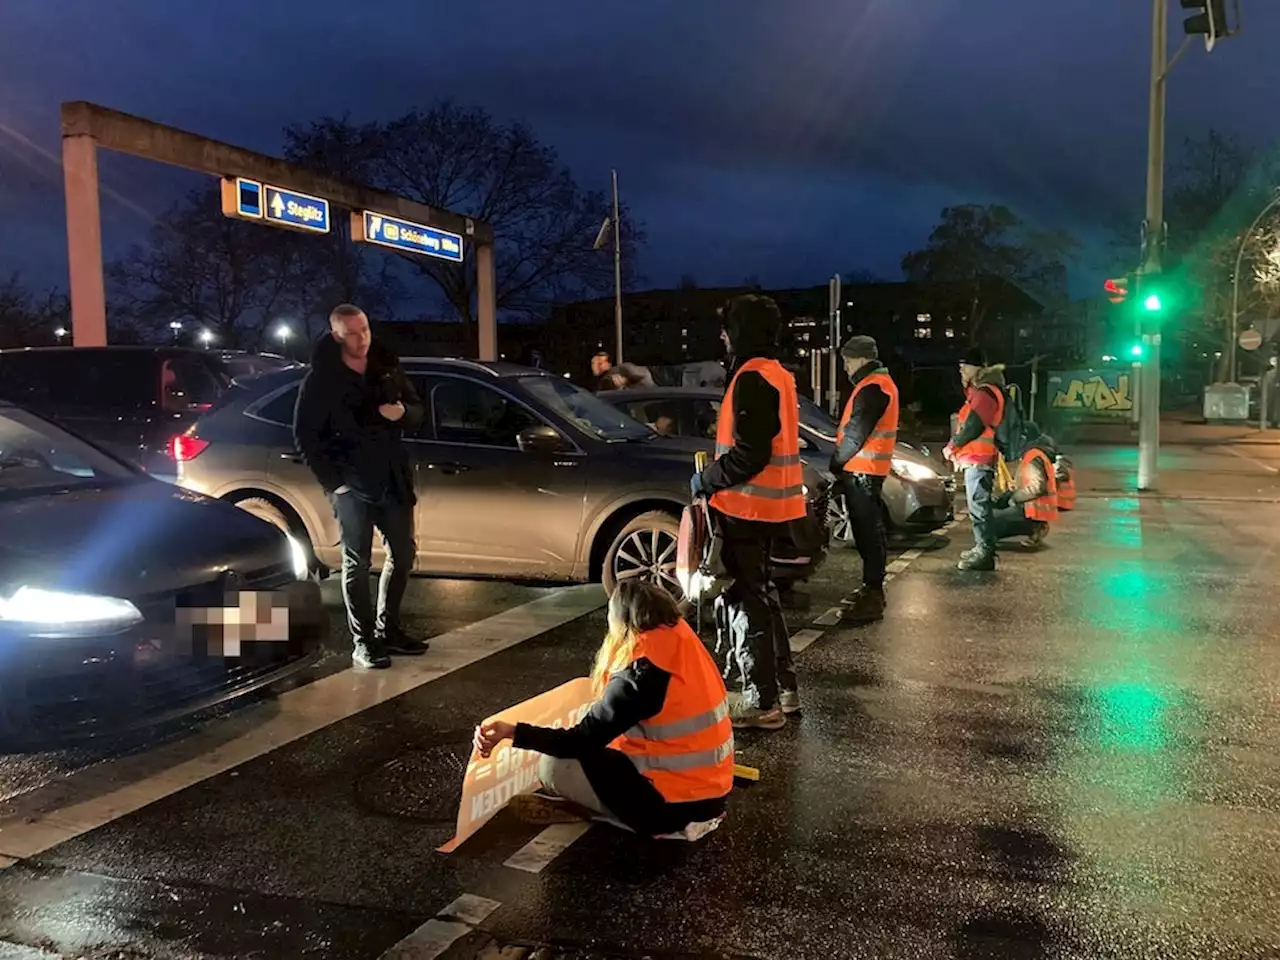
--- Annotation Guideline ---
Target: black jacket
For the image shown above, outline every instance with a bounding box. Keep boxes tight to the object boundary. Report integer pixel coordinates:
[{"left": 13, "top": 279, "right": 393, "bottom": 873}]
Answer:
[
  {"left": 831, "top": 362, "right": 892, "bottom": 474},
  {"left": 292, "top": 336, "right": 424, "bottom": 503},
  {"left": 514, "top": 657, "right": 727, "bottom": 834}
]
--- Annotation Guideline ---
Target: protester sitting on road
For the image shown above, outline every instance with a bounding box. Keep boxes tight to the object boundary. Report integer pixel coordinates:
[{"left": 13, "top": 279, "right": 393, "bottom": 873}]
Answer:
[
  {"left": 473, "top": 580, "right": 733, "bottom": 840},
  {"left": 990, "top": 422, "right": 1059, "bottom": 548}
]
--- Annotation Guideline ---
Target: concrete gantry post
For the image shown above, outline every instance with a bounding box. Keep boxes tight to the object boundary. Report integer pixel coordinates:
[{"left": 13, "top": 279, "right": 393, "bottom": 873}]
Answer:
[
  {"left": 62, "top": 133, "right": 108, "bottom": 347},
  {"left": 476, "top": 241, "right": 497, "bottom": 362}
]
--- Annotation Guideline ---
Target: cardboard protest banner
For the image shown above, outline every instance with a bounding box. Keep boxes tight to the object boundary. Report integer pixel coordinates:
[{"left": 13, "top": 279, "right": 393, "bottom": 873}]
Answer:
[{"left": 438, "top": 676, "right": 595, "bottom": 853}]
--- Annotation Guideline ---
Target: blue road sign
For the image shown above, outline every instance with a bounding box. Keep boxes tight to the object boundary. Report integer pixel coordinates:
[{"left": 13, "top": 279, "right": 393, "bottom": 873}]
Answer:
[
  {"left": 235, "top": 178, "right": 263, "bottom": 218},
  {"left": 264, "top": 186, "right": 330, "bottom": 234},
  {"left": 358, "top": 211, "right": 464, "bottom": 262}
]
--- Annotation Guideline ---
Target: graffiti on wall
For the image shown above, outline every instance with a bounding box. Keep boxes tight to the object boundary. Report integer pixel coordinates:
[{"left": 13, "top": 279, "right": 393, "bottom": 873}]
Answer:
[{"left": 1049, "top": 369, "right": 1133, "bottom": 416}]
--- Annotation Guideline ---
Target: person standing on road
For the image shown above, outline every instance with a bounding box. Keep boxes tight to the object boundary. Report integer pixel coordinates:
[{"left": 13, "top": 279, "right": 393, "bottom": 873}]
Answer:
[
  {"left": 473, "top": 580, "right": 733, "bottom": 840},
  {"left": 691, "top": 295, "right": 806, "bottom": 730},
  {"left": 830, "top": 335, "right": 899, "bottom": 624},
  {"left": 943, "top": 350, "right": 1007, "bottom": 572},
  {"left": 293, "top": 304, "right": 428, "bottom": 670}
]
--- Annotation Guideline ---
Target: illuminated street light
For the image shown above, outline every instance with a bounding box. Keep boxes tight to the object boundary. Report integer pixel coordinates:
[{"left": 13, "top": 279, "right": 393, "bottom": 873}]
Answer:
[
  {"left": 198, "top": 329, "right": 215, "bottom": 347},
  {"left": 54, "top": 327, "right": 68, "bottom": 343},
  {"left": 275, "top": 324, "right": 292, "bottom": 343}
]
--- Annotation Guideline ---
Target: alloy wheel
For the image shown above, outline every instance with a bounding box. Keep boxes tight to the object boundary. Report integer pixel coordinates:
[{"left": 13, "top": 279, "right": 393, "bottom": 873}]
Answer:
[{"left": 612, "top": 526, "right": 682, "bottom": 597}]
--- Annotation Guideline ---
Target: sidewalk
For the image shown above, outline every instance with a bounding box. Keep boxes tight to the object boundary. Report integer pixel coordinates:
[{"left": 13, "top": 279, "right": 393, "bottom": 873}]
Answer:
[
  {"left": 1072, "top": 442, "right": 1280, "bottom": 502},
  {"left": 1062, "top": 413, "right": 1280, "bottom": 447}
]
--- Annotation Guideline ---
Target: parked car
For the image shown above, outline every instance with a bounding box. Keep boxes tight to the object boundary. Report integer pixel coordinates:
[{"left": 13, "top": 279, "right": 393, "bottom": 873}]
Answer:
[
  {"left": 0, "top": 346, "right": 302, "bottom": 482},
  {"left": 172, "top": 359, "right": 831, "bottom": 598},
  {"left": 600, "top": 386, "right": 954, "bottom": 541},
  {"left": 0, "top": 399, "right": 325, "bottom": 746}
]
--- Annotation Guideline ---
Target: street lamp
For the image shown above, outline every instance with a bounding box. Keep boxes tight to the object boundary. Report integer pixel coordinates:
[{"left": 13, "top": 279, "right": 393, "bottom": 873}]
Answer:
[
  {"left": 275, "top": 324, "right": 292, "bottom": 344},
  {"left": 169, "top": 320, "right": 183, "bottom": 343},
  {"left": 54, "top": 327, "right": 67, "bottom": 343},
  {"left": 198, "top": 329, "right": 215, "bottom": 347}
]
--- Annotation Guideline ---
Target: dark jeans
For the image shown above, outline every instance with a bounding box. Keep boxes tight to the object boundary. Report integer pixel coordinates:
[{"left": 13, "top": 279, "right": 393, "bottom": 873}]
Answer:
[
  {"left": 964, "top": 464, "right": 997, "bottom": 552},
  {"left": 714, "top": 532, "right": 795, "bottom": 710},
  {"left": 841, "top": 474, "right": 888, "bottom": 589},
  {"left": 331, "top": 490, "right": 415, "bottom": 643},
  {"left": 991, "top": 507, "right": 1042, "bottom": 542}
]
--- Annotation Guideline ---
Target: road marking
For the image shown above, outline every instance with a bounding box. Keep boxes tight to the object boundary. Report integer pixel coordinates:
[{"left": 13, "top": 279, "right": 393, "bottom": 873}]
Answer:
[
  {"left": 885, "top": 559, "right": 910, "bottom": 574},
  {"left": 789, "top": 628, "right": 824, "bottom": 653},
  {"left": 380, "top": 894, "right": 501, "bottom": 960},
  {"left": 0, "top": 585, "right": 605, "bottom": 861},
  {"left": 899, "top": 548, "right": 924, "bottom": 562},
  {"left": 504, "top": 822, "right": 592, "bottom": 873},
  {"left": 1222, "top": 445, "right": 1280, "bottom": 474},
  {"left": 812, "top": 606, "right": 843, "bottom": 626}
]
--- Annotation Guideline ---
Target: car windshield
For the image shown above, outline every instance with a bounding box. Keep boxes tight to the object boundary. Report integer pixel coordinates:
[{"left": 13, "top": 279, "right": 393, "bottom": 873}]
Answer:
[
  {"left": 517, "top": 375, "right": 653, "bottom": 441},
  {"left": 0, "top": 407, "right": 137, "bottom": 498},
  {"left": 798, "top": 395, "right": 838, "bottom": 442}
]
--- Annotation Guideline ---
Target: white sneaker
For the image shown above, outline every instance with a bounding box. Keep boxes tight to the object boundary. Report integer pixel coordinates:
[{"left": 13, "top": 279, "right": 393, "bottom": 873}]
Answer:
[{"left": 779, "top": 689, "right": 801, "bottom": 714}]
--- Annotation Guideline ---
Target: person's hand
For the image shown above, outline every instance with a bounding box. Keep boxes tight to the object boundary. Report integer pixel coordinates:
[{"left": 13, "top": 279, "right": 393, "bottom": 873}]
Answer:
[
  {"left": 473, "top": 720, "right": 516, "bottom": 758},
  {"left": 993, "top": 491, "right": 1013, "bottom": 510},
  {"left": 942, "top": 444, "right": 954, "bottom": 463},
  {"left": 690, "top": 472, "right": 707, "bottom": 501},
  {"left": 379, "top": 401, "right": 406, "bottom": 422}
]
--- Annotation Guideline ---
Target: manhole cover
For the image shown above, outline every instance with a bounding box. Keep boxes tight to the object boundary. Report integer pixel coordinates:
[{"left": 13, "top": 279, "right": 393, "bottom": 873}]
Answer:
[{"left": 354, "top": 741, "right": 470, "bottom": 823}]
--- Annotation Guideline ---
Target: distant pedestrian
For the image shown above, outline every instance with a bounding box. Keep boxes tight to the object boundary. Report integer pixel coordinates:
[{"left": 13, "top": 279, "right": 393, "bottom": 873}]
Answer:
[
  {"left": 293, "top": 304, "right": 427, "bottom": 669},
  {"left": 830, "top": 335, "right": 899, "bottom": 623},
  {"left": 943, "top": 349, "right": 1007, "bottom": 572}
]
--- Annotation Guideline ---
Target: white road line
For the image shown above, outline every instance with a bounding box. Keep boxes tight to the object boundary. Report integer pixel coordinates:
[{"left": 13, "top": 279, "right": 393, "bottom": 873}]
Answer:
[
  {"left": 788, "top": 628, "right": 824, "bottom": 653},
  {"left": 885, "top": 560, "right": 910, "bottom": 574},
  {"left": 0, "top": 585, "right": 605, "bottom": 862},
  {"left": 812, "top": 606, "right": 843, "bottom": 627},
  {"left": 1222, "top": 445, "right": 1280, "bottom": 474},
  {"left": 899, "top": 548, "right": 924, "bottom": 562},
  {"left": 380, "top": 894, "right": 501, "bottom": 960},
  {"left": 503, "top": 822, "right": 592, "bottom": 874}
]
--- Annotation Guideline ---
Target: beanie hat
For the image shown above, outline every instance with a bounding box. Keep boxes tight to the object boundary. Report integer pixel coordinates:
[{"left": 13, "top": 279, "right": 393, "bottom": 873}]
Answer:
[{"left": 840, "top": 335, "right": 879, "bottom": 360}]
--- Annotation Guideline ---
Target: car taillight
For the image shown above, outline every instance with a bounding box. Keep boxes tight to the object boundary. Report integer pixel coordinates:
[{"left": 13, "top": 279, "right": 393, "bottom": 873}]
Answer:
[{"left": 169, "top": 435, "right": 210, "bottom": 462}]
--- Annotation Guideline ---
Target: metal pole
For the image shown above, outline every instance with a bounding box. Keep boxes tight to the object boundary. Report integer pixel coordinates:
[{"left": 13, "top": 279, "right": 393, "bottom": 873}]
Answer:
[
  {"left": 1137, "top": 0, "right": 1167, "bottom": 492},
  {"left": 1029, "top": 356, "right": 1039, "bottom": 423},
  {"left": 1229, "top": 191, "right": 1280, "bottom": 384},
  {"left": 612, "top": 169, "right": 623, "bottom": 365},
  {"left": 827, "top": 276, "right": 842, "bottom": 417}
]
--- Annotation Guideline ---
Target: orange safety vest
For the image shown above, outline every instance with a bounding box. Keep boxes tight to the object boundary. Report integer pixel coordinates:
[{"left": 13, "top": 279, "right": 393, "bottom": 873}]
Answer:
[
  {"left": 953, "top": 384, "right": 1006, "bottom": 466},
  {"left": 710, "top": 358, "right": 807, "bottom": 523},
  {"left": 1019, "top": 448, "right": 1059, "bottom": 523},
  {"left": 837, "top": 371, "right": 900, "bottom": 476},
  {"left": 599, "top": 621, "right": 734, "bottom": 805},
  {"left": 1057, "top": 465, "right": 1076, "bottom": 511}
]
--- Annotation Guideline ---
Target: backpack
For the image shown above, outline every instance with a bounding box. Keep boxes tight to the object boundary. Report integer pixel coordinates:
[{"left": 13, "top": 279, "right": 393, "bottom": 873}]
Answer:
[{"left": 993, "top": 382, "right": 1026, "bottom": 459}]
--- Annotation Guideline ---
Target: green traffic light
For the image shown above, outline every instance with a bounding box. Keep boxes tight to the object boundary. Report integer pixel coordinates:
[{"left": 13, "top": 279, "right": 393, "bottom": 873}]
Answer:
[
  {"left": 1129, "top": 343, "right": 1144, "bottom": 358},
  {"left": 1143, "top": 293, "right": 1162, "bottom": 311}
]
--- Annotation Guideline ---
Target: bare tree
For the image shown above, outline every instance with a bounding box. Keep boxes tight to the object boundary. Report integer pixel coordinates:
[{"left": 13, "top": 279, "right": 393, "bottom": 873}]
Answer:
[{"left": 0, "top": 274, "right": 70, "bottom": 348}]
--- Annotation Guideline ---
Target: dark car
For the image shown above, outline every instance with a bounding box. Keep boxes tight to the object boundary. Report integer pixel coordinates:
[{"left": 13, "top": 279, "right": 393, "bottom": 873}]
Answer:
[
  {"left": 0, "top": 345, "right": 302, "bottom": 482},
  {"left": 0, "top": 399, "right": 326, "bottom": 745},
  {"left": 173, "top": 359, "right": 830, "bottom": 597},
  {"left": 601, "top": 386, "right": 955, "bottom": 539}
]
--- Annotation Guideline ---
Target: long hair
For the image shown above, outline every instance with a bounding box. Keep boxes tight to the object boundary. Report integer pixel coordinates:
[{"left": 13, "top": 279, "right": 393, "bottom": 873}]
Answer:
[{"left": 591, "top": 581, "right": 682, "bottom": 696}]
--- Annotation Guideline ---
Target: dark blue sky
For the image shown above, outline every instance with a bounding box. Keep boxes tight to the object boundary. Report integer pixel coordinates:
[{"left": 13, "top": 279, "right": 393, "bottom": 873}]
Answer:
[{"left": 2, "top": 0, "right": 1277, "bottom": 302}]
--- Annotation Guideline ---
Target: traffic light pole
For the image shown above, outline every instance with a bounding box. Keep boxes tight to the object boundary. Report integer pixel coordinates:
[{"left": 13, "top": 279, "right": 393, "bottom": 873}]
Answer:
[{"left": 1137, "top": 0, "right": 1168, "bottom": 492}]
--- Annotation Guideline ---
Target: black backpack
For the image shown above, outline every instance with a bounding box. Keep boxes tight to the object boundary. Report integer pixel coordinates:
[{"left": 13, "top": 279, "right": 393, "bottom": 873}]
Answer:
[{"left": 993, "top": 383, "right": 1026, "bottom": 458}]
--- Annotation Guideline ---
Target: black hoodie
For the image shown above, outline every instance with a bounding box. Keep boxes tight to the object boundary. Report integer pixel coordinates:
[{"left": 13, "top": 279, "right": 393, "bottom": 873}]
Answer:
[{"left": 292, "top": 335, "right": 424, "bottom": 503}]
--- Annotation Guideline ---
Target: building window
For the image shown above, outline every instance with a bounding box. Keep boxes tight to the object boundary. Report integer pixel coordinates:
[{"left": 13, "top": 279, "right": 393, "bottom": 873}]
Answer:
[
  {"left": 944, "top": 328, "right": 955, "bottom": 339},
  {"left": 916, "top": 313, "right": 932, "bottom": 325},
  {"left": 914, "top": 327, "right": 932, "bottom": 339}
]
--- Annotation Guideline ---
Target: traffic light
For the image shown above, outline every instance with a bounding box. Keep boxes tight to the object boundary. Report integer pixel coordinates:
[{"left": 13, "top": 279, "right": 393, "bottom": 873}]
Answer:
[
  {"left": 1181, "top": 0, "right": 1229, "bottom": 51},
  {"left": 1129, "top": 341, "right": 1145, "bottom": 360},
  {"left": 1104, "top": 277, "right": 1129, "bottom": 304},
  {"left": 1143, "top": 293, "right": 1163, "bottom": 312}
]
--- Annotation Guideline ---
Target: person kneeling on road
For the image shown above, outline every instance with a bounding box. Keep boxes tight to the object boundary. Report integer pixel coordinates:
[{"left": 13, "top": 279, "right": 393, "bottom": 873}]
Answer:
[
  {"left": 990, "top": 422, "right": 1059, "bottom": 548},
  {"left": 473, "top": 580, "right": 734, "bottom": 841},
  {"left": 830, "top": 334, "right": 899, "bottom": 625}
]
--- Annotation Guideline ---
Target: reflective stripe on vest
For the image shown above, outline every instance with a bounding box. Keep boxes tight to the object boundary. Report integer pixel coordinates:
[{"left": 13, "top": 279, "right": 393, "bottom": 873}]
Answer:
[
  {"left": 837, "top": 371, "right": 900, "bottom": 476},
  {"left": 710, "top": 358, "right": 807, "bottom": 522},
  {"left": 602, "top": 621, "right": 735, "bottom": 805},
  {"left": 953, "top": 384, "right": 1006, "bottom": 466},
  {"left": 1020, "top": 448, "right": 1059, "bottom": 523}
]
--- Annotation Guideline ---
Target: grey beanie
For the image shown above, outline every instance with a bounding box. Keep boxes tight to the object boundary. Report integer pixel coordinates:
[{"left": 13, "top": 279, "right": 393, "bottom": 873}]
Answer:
[{"left": 840, "top": 335, "right": 879, "bottom": 360}]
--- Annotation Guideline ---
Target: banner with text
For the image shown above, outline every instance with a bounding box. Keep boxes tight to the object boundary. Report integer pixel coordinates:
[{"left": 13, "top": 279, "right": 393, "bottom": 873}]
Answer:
[
  {"left": 438, "top": 677, "right": 595, "bottom": 853},
  {"left": 1049, "top": 369, "right": 1134, "bottom": 418}
]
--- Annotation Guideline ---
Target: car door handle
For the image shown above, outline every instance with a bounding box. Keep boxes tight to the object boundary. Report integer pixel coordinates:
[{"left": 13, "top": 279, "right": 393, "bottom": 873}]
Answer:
[
  {"left": 279, "top": 452, "right": 305, "bottom": 464},
  {"left": 427, "top": 461, "right": 471, "bottom": 475}
]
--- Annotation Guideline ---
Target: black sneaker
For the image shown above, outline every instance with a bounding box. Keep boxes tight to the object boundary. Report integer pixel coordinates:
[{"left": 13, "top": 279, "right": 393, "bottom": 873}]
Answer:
[
  {"left": 957, "top": 550, "right": 996, "bottom": 571},
  {"left": 379, "top": 627, "right": 429, "bottom": 656},
  {"left": 841, "top": 586, "right": 886, "bottom": 624},
  {"left": 352, "top": 640, "right": 391, "bottom": 669}
]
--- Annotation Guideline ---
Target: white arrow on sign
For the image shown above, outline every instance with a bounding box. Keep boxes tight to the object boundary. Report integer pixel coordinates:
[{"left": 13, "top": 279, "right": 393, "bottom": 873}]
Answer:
[
  {"left": 369, "top": 215, "right": 383, "bottom": 237},
  {"left": 270, "top": 193, "right": 285, "bottom": 217}
]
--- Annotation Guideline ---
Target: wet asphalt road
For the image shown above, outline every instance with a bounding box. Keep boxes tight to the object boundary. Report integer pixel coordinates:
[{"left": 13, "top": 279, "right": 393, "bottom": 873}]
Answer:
[{"left": 1, "top": 491, "right": 1279, "bottom": 958}]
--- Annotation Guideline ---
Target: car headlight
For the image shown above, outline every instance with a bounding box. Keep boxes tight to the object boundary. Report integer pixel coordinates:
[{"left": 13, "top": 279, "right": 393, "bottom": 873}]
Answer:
[
  {"left": 286, "top": 535, "right": 309, "bottom": 580},
  {"left": 891, "top": 458, "right": 939, "bottom": 483},
  {"left": 0, "top": 586, "right": 143, "bottom": 635}
]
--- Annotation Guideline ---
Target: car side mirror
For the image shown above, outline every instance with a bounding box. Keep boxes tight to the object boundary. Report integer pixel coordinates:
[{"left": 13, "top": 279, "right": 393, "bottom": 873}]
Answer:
[{"left": 516, "top": 424, "right": 568, "bottom": 454}]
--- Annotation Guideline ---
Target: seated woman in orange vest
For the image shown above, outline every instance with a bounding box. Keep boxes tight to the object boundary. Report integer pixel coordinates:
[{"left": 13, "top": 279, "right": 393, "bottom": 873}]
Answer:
[
  {"left": 473, "top": 580, "right": 734, "bottom": 840},
  {"left": 991, "top": 422, "right": 1059, "bottom": 548}
]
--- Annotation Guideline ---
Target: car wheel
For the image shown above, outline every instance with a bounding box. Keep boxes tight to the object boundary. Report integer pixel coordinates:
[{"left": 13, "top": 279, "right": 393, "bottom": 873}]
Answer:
[
  {"left": 828, "top": 492, "right": 853, "bottom": 544},
  {"left": 602, "top": 511, "right": 683, "bottom": 600},
  {"left": 234, "top": 496, "right": 319, "bottom": 578}
]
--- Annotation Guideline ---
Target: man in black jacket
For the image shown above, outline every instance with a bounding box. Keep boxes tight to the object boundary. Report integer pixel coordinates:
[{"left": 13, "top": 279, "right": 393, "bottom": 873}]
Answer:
[
  {"left": 691, "top": 295, "right": 801, "bottom": 730},
  {"left": 293, "top": 304, "right": 427, "bottom": 669}
]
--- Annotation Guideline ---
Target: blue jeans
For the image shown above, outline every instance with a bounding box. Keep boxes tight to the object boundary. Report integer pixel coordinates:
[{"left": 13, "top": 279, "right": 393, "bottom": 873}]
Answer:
[{"left": 964, "top": 465, "right": 997, "bottom": 552}]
